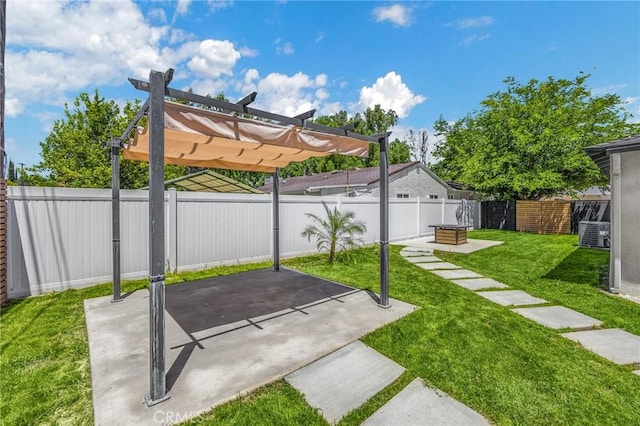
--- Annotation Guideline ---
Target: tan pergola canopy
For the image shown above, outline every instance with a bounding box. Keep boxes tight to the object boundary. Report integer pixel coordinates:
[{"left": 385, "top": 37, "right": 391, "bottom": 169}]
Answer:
[{"left": 123, "top": 101, "right": 370, "bottom": 173}]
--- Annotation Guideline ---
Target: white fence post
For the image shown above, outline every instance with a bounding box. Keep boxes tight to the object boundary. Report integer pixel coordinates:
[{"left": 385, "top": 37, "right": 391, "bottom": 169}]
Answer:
[
  {"left": 441, "top": 198, "right": 446, "bottom": 223},
  {"left": 416, "top": 196, "right": 421, "bottom": 237}
]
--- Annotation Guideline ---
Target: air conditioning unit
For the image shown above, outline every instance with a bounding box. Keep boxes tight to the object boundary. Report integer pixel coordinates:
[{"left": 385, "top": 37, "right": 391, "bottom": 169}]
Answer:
[{"left": 578, "top": 221, "right": 610, "bottom": 248}]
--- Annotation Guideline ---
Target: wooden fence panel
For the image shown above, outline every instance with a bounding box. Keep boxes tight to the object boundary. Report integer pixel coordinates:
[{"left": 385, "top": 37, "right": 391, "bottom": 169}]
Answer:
[
  {"left": 516, "top": 201, "right": 541, "bottom": 233},
  {"left": 541, "top": 201, "right": 571, "bottom": 234},
  {"left": 516, "top": 200, "right": 572, "bottom": 234}
]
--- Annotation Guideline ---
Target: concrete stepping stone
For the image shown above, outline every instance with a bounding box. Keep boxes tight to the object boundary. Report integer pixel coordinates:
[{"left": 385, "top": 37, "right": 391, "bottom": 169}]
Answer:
[
  {"left": 451, "top": 278, "right": 508, "bottom": 290},
  {"left": 432, "top": 269, "right": 484, "bottom": 280},
  {"left": 634, "top": 370, "right": 640, "bottom": 376},
  {"left": 401, "top": 250, "right": 434, "bottom": 257},
  {"left": 286, "top": 341, "right": 404, "bottom": 424},
  {"left": 401, "top": 247, "right": 433, "bottom": 253},
  {"left": 511, "top": 306, "right": 602, "bottom": 330},
  {"left": 363, "top": 378, "right": 488, "bottom": 426},
  {"left": 477, "top": 290, "right": 546, "bottom": 306},
  {"left": 416, "top": 262, "right": 461, "bottom": 270},
  {"left": 405, "top": 255, "right": 441, "bottom": 264},
  {"left": 561, "top": 329, "right": 640, "bottom": 365}
]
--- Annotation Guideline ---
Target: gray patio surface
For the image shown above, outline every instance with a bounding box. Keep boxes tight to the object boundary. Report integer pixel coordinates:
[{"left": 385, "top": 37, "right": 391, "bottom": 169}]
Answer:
[
  {"left": 450, "top": 277, "right": 509, "bottom": 290},
  {"left": 561, "top": 329, "right": 640, "bottom": 365},
  {"left": 432, "top": 269, "right": 484, "bottom": 280},
  {"left": 286, "top": 341, "right": 405, "bottom": 424},
  {"left": 511, "top": 306, "right": 603, "bottom": 330},
  {"left": 363, "top": 378, "right": 489, "bottom": 426},
  {"left": 415, "top": 262, "right": 461, "bottom": 270},
  {"left": 477, "top": 290, "right": 547, "bottom": 306},
  {"left": 393, "top": 236, "right": 503, "bottom": 254},
  {"left": 400, "top": 248, "right": 434, "bottom": 256},
  {"left": 85, "top": 288, "right": 415, "bottom": 425}
]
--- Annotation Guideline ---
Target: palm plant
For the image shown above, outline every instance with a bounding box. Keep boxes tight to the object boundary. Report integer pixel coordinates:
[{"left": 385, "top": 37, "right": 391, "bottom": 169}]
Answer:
[{"left": 301, "top": 201, "right": 367, "bottom": 263}]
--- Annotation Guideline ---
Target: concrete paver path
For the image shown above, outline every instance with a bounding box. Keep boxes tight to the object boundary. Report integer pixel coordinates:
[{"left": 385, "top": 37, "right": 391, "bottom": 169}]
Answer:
[
  {"left": 363, "top": 378, "right": 488, "bottom": 426},
  {"left": 286, "top": 341, "right": 404, "bottom": 424},
  {"left": 432, "top": 269, "right": 484, "bottom": 280},
  {"left": 477, "top": 290, "right": 547, "bottom": 306},
  {"left": 562, "top": 329, "right": 640, "bottom": 365},
  {"left": 416, "top": 262, "right": 461, "bottom": 270},
  {"left": 512, "top": 306, "right": 603, "bottom": 330},
  {"left": 451, "top": 278, "right": 508, "bottom": 290}
]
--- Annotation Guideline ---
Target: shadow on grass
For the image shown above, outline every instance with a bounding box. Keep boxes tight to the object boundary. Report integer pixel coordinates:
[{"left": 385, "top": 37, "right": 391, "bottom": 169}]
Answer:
[{"left": 544, "top": 247, "right": 609, "bottom": 286}]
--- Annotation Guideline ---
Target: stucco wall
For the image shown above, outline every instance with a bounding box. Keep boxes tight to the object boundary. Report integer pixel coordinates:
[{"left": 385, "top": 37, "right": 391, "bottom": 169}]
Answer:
[
  {"left": 370, "top": 167, "right": 448, "bottom": 199},
  {"left": 619, "top": 150, "right": 640, "bottom": 296}
]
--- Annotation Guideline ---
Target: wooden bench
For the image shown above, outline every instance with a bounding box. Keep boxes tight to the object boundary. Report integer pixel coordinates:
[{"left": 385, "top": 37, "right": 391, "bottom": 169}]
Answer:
[{"left": 429, "top": 224, "right": 472, "bottom": 245}]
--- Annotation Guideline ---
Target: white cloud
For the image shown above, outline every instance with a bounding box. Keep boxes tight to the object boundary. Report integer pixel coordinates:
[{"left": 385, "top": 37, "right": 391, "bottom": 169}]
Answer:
[
  {"left": 188, "top": 79, "right": 230, "bottom": 98},
  {"left": 372, "top": 4, "right": 413, "bottom": 27},
  {"left": 176, "top": 0, "right": 191, "bottom": 17},
  {"left": 275, "top": 40, "right": 295, "bottom": 55},
  {"left": 457, "top": 16, "right": 493, "bottom": 29},
  {"left": 461, "top": 33, "right": 491, "bottom": 46},
  {"left": 315, "top": 32, "right": 325, "bottom": 42},
  {"left": 208, "top": 0, "right": 234, "bottom": 12},
  {"left": 4, "top": 0, "right": 249, "bottom": 116},
  {"left": 239, "top": 46, "right": 259, "bottom": 57},
  {"left": 592, "top": 84, "right": 626, "bottom": 96},
  {"left": 356, "top": 72, "right": 426, "bottom": 118},
  {"left": 187, "top": 39, "right": 241, "bottom": 78},
  {"left": 148, "top": 8, "right": 167, "bottom": 23}
]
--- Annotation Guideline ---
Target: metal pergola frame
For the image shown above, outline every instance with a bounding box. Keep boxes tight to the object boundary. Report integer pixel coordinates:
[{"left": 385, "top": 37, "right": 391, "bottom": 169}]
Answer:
[{"left": 112, "top": 69, "right": 390, "bottom": 406}]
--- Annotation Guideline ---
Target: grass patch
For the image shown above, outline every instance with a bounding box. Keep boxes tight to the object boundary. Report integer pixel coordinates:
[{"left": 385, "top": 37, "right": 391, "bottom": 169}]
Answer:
[{"left": 2, "top": 232, "right": 639, "bottom": 425}]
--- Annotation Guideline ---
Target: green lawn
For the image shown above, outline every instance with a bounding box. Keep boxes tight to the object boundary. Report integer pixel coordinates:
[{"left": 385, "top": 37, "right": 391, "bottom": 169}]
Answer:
[{"left": 1, "top": 231, "right": 639, "bottom": 425}]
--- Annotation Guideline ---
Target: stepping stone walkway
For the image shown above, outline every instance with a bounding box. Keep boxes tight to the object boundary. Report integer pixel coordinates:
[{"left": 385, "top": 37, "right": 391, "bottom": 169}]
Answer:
[
  {"left": 286, "top": 341, "right": 404, "bottom": 424},
  {"left": 477, "top": 290, "right": 547, "bottom": 306},
  {"left": 362, "top": 378, "right": 488, "bottom": 426},
  {"left": 432, "top": 269, "right": 484, "bottom": 280},
  {"left": 562, "top": 329, "right": 640, "bottom": 365},
  {"left": 511, "top": 306, "right": 602, "bottom": 330},
  {"left": 286, "top": 341, "right": 488, "bottom": 425},
  {"left": 399, "top": 245, "right": 640, "bottom": 373},
  {"left": 452, "top": 278, "right": 509, "bottom": 291},
  {"left": 416, "top": 262, "right": 461, "bottom": 270}
]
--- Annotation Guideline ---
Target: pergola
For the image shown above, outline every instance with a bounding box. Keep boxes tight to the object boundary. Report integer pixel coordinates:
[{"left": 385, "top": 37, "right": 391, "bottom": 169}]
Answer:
[{"left": 113, "top": 69, "right": 391, "bottom": 406}]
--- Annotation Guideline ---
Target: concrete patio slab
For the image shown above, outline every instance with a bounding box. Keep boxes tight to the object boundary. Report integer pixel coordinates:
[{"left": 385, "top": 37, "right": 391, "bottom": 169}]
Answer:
[
  {"left": 511, "top": 306, "right": 602, "bottom": 330},
  {"left": 286, "top": 341, "right": 404, "bottom": 424},
  {"left": 432, "top": 269, "right": 484, "bottom": 280},
  {"left": 85, "top": 289, "right": 415, "bottom": 425},
  {"left": 363, "top": 378, "right": 488, "bottom": 426},
  {"left": 450, "top": 278, "right": 508, "bottom": 290},
  {"left": 404, "top": 255, "right": 441, "bottom": 264},
  {"left": 634, "top": 370, "right": 640, "bottom": 376},
  {"left": 477, "top": 290, "right": 547, "bottom": 306},
  {"left": 393, "top": 236, "right": 503, "bottom": 254},
  {"left": 561, "top": 329, "right": 640, "bottom": 365},
  {"left": 415, "top": 262, "right": 461, "bottom": 270}
]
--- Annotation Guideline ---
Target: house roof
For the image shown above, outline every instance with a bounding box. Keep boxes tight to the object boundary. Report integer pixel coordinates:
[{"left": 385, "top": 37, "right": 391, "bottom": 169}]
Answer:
[
  {"left": 163, "top": 170, "right": 263, "bottom": 193},
  {"left": 585, "top": 134, "right": 640, "bottom": 176},
  {"left": 259, "top": 162, "right": 449, "bottom": 193},
  {"left": 123, "top": 100, "right": 371, "bottom": 173}
]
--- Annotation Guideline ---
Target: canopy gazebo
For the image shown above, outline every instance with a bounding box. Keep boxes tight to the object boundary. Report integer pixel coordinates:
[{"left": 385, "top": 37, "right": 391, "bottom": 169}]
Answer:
[{"left": 112, "top": 69, "right": 391, "bottom": 406}]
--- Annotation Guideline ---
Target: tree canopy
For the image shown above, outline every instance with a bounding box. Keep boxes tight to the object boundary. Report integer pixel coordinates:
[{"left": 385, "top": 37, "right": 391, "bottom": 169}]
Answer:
[
  {"left": 30, "top": 91, "right": 186, "bottom": 189},
  {"left": 432, "top": 74, "right": 640, "bottom": 200}
]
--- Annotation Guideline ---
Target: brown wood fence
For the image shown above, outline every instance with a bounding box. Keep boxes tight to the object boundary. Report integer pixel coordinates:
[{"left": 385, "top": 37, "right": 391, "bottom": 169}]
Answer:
[{"left": 516, "top": 200, "right": 572, "bottom": 234}]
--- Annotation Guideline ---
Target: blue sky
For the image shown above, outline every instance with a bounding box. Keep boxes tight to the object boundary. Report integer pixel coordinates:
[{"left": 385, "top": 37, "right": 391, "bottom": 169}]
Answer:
[{"left": 5, "top": 1, "right": 640, "bottom": 168}]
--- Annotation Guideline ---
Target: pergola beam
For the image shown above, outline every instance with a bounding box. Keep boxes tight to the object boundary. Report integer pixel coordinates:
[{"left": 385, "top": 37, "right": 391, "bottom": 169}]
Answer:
[
  {"left": 236, "top": 92, "right": 257, "bottom": 107},
  {"left": 129, "top": 73, "right": 379, "bottom": 143}
]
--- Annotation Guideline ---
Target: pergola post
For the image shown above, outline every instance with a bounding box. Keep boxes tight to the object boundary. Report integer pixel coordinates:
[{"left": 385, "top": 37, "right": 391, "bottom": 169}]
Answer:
[
  {"left": 145, "top": 70, "right": 171, "bottom": 406},
  {"left": 272, "top": 168, "right": 280, "bottom": 271},
  {"left": 111, "top": 138, "right": 122, "bottom": 303},
  {"left": 379, "top": 134, "right": 390, "bottom": 308}
]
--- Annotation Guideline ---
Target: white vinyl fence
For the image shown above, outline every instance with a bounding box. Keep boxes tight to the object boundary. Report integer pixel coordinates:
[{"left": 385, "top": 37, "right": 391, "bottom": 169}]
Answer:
[{"left": 6, "top": 186, "right": 480, "bottom": 298}]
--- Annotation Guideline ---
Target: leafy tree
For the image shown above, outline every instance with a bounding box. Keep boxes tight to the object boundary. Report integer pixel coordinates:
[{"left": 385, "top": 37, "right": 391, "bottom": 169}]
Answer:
[
  {"left": 432, "top": 74, "right": 640, "bottom": 200},
  {"left": 31, "top": 91, "right": 186, "bottom": 188},
  {"left": 301, "top": 202, "right": 367, "bottom": 263}
]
